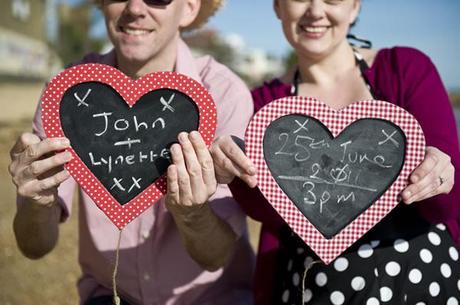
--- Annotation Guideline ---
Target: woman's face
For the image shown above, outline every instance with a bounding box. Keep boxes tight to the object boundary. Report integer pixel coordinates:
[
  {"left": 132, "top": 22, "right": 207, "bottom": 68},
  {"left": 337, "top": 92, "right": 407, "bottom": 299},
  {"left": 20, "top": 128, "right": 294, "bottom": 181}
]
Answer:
[
  {"left": 102, "top": 0, "right": 199, "bottom": 64},
  {"left": 275, "top": 0, "right": 360, "bottom": 59}
]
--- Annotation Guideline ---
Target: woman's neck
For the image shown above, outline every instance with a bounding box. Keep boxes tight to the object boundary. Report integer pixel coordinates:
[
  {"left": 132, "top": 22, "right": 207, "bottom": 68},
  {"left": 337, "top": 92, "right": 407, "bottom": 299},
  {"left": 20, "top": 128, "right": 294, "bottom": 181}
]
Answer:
[{"left": 297, "top": 42, "right": 356, "bottom": 86}]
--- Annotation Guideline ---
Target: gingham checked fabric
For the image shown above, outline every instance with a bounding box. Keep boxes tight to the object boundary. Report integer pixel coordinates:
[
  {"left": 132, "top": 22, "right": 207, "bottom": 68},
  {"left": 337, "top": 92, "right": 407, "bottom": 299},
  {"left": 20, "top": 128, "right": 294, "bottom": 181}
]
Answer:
[{"left": 246, "top": 97, "right": 425, "bottom": 264}]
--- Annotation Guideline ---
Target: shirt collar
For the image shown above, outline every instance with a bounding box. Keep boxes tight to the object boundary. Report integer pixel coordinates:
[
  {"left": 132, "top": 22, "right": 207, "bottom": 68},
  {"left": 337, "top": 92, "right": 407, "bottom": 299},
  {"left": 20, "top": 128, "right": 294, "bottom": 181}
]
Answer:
[{"left": 175, "top": 38, "right": 202, "bottom": 84}]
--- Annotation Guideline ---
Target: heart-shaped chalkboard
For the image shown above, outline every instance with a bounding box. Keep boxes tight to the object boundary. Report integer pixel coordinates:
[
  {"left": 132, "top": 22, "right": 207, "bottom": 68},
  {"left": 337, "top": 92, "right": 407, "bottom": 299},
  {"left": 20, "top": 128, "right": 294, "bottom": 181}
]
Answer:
[
  {"left": 264, "top": 115, "right": 406, "bottom": 239},
  {"left": 42, "top": 64, "right": 216, "bottom": 229},
  {"left": 246, "top": 97, "right": 425, "bottom": 263}
]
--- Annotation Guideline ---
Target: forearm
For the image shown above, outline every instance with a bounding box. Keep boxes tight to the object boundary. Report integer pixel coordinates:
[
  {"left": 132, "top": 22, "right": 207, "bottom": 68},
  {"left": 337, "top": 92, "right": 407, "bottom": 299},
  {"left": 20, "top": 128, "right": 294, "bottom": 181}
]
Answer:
[
  {"left": 168, "top": 202, "right": 237, "bottom": 271},
  {"left": 13, "top": 198, "right": 61, "bottom": 259}
]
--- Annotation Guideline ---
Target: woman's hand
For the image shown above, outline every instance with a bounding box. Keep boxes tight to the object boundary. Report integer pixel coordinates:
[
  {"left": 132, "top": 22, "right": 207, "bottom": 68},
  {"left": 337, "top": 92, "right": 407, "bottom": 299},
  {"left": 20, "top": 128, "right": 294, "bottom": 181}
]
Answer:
[
  {"left": 401, "top": 146, "right": 454, "bottom": 204},
  {"left": 9, "top": 133, "right": 72, "bottom": 207},
  {"left": 210, "top": 135, "right": 257, "bottom": 188},
  {"left": 165, "top": 131, "right": 217, "bottom": 210}
]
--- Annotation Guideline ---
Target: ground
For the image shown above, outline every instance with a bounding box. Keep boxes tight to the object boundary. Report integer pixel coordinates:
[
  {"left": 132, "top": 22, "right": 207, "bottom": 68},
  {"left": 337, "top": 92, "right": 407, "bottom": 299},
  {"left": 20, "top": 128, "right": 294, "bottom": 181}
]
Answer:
[{"left": 0, "top": 82, "right": 80, "bottom": 305}]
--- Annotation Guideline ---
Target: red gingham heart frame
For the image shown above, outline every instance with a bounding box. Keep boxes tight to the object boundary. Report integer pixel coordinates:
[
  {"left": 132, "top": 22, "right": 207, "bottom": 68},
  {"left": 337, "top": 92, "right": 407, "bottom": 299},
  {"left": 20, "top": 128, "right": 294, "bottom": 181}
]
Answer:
[
  {"left": 41, "top": 63, "right": 217, "bottom": 229},
  {"left": 246, "top": 97, "right": 425, "bottom": 264}
]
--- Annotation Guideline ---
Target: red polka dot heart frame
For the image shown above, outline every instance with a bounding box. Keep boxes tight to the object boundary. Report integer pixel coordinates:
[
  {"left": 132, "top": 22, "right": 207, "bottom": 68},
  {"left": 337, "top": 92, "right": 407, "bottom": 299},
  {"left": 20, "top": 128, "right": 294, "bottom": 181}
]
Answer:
[
  {"left": 246, "top": 97, "right": 425, "bottom": 264},
  {"left": 41, "top": 63, "right": 217, "bottom": 229}
]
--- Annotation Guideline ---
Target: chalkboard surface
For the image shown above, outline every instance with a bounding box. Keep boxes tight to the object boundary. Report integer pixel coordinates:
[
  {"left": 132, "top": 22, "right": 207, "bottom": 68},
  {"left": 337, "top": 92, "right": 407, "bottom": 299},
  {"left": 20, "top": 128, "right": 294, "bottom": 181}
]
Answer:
[
  {"left": 263, "top": 115, "right": 406, "bottom": 239},
  {"left": 60, "top": 82, "right": 199, "bottom": 204}
]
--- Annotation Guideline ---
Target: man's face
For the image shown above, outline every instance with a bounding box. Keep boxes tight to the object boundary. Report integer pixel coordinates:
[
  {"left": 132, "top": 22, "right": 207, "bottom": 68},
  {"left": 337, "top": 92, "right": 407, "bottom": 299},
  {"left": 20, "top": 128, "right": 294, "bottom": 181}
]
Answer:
[{"left": 102, "top": 0, "right": 199, "bottom": 65}]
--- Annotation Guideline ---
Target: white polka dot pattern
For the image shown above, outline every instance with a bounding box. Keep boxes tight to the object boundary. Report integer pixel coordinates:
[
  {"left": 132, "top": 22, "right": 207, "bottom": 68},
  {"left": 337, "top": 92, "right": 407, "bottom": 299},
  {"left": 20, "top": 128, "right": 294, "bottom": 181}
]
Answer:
[
  {"left": 246, "top": 97, "right": 425, "bottom": 264},
  {"left": 41, "top": 64, "right": 217, "bottom": 229}
]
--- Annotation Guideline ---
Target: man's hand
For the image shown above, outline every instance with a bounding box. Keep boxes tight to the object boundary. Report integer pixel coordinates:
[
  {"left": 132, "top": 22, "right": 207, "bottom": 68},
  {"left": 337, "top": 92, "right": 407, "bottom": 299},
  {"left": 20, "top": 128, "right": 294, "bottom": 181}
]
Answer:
[
  {"left": 9, "top": 133, "right": 72, "bottom": 259},
  {"left": 9, "top": 133, "right": 72, "bottom": 207},
  {"left": 165, "top": 131, "right": 216, "bottom": 209},
  {"left": 165, "top": 131, "right": 236, "bottom": 271}
]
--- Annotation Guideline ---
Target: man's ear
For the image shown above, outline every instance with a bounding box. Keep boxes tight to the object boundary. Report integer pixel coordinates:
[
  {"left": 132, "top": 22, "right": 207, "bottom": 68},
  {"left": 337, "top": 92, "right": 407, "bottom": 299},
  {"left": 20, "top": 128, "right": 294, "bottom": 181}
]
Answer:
[
  {"left": 180, "top": 0, "right": 201, "bottom": 28},
  {"left": 273, "top": 0, "right": 281, "bottom": 20}
]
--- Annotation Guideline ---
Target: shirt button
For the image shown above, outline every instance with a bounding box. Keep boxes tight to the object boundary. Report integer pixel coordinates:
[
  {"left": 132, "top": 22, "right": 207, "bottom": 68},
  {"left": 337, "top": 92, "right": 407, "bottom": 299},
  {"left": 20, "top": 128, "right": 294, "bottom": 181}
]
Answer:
[
  {"left": 143, "top": 272, "right": 151, "bottom": 281},
  {"left": 141, "top": 230, "right": 150, "bottom": 240}
]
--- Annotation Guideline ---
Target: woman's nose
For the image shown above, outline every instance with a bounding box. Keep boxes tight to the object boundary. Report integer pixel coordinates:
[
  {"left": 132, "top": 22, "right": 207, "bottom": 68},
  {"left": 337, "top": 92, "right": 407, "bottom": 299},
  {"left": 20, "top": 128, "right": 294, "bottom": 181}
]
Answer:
[{"left": 304, "top": 0, "right": 326, "bottom": 19}]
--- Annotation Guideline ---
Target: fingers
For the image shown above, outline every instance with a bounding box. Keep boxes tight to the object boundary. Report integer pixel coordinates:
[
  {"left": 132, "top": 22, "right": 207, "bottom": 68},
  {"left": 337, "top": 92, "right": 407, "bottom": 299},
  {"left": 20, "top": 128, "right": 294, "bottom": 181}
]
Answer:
[
  {"left": 16, "top": 168, "right": 70, "bottom": 206},
  {"left": 166, "top": 164, "right": 180, "bottom": 205},
  {"left": 8, "top": 134, "right": 72, "bottom": 206},
  {"left": 167, "top": 132, "right": 218, "bottom": 207},
  {"left": 17, "top": 151, "right": 72, "bottom": 184},
  {"left": 10, "top": 136, "right": 70, "bottom": 171},
  {"left": 10, "top": 133, "right": 40, "bottom": 158},
  {"left": 188, "top": 131, "right": 216, "bottom": 192},
  {"left": 401, "top": 146, "right": 454, "bottom": 204},
  {"left": 210, "top": 136, "right": 257, "bottom": 187},
  {"left": 218, "top": 136, "right": 256, "bottom": 176},
  {"left": 170, "top": 143, "right": 193, "bottom": 205}
]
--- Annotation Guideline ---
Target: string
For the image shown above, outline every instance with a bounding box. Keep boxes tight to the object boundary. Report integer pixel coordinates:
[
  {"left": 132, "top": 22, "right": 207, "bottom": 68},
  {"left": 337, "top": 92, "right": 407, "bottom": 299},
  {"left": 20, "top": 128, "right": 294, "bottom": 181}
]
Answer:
[
  {"left": 112, "top": 229, "right": 123, "bottom": 305},
  {"left": 301, "top": 260, "right": 322, "bottom": 304}
]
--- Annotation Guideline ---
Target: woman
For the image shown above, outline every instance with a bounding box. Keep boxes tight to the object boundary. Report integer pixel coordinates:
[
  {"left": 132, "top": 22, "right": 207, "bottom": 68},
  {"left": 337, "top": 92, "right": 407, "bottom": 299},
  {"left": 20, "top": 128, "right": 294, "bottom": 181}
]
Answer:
[{"left": 211, "top": 0, "right": 460, "bottom": 304}]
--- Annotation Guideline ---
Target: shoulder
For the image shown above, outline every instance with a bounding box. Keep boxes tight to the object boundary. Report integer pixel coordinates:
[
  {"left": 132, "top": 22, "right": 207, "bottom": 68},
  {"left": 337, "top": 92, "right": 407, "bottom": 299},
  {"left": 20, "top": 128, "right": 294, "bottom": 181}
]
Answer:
[
  {"left": 374, "top": 47, "right": 436, "bottom": 74},
  {"left": 195, "top": 55, "right": 250, "bottom": 100},
  {"left": 194, "top": 55, "right": 254, "bottom": 134}
]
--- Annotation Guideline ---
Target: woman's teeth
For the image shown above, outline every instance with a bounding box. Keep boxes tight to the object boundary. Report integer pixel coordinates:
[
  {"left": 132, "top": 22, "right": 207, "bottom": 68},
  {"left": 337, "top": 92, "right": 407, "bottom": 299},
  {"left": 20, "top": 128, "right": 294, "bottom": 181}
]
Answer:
[{"left": 302, "top": 26, "right": 327, "bottom": 33}]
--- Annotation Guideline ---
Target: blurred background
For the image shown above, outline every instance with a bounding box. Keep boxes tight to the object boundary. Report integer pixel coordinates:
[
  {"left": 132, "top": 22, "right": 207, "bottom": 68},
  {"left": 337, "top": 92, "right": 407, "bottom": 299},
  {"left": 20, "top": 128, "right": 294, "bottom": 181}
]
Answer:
[{"left": 0, "top": 0, "right": 459, "bottom": 304}]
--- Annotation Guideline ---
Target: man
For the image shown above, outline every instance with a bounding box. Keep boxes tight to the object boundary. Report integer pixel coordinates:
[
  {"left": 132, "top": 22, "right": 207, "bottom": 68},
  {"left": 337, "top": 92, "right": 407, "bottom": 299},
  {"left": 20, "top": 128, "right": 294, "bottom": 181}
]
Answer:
[{"left": 8, "top": 0, "right": 254, "bottom": 304}]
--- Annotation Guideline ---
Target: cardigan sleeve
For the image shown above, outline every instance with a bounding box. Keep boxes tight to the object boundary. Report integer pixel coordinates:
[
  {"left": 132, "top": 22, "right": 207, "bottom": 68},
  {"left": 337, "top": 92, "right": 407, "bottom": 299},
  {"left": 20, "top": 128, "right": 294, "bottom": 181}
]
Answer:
[
  {"left": 228, "top": 81, "right": 289, "bottom": 229},
  {"left": 393, "top": 48, "right": 460, "bottom": 228}
]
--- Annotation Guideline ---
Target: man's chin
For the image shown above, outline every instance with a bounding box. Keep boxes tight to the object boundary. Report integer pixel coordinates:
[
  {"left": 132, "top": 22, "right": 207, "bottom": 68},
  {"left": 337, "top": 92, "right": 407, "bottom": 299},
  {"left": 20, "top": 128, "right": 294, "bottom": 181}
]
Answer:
[{"left": 117, "top": 49, "right": 156, "bottom": 65}]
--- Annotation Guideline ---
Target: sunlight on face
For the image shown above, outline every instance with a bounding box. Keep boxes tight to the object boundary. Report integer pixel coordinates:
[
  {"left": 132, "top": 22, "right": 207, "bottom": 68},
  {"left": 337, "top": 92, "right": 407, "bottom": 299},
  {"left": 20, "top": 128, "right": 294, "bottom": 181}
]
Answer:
[
  {"left": 102, "top": 0, "right": 195, "bottom": 65},
  {"left": 275, "top": 0, "right": 360, "bottom": 59}
]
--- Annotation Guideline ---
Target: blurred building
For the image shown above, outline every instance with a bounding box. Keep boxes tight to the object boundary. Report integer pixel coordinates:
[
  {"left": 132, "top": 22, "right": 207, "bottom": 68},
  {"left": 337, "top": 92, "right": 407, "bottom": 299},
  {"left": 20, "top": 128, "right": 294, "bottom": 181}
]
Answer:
[
  {"left": 184, "top": 29, "right": 284, "bottom": 86},
  {"left": 0, "top": 0, "right": 62, "bottom": 80}
]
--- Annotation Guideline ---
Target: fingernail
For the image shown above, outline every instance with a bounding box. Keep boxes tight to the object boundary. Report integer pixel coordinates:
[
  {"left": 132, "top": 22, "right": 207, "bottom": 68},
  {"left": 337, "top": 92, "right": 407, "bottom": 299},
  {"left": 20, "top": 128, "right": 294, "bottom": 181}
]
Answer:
[
  {"left": 171, "top": 144, "right": 179, "bottom": 152},
  {"left": 179, "top": 132, "right": 188, "bottom": 142},
  {"left": 60, "top": 138, "right": 70, "bottom": 146},
  {"left": 402, "top": 191, "right": 412, "bottom": 204},
  {"left": 190, "top": 131, "right": 200, "bottom": 139},
  {"left": 411, "top": 175, "right": 419, "bottom": 183},
  {"left": 248, "top": 166, "right": 256, "bottom": 174},
  {"left": 401, "top": 190, "right": 410, "bottom": 200},
  {"left": 63, "top": 151, "right": 72, "bottom": 161}
]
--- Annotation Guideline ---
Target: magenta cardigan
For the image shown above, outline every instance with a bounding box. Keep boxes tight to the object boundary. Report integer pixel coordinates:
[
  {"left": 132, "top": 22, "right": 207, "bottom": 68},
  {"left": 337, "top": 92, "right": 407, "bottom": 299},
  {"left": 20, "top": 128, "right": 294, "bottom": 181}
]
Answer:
[{"left": 230, "top": 47, "right": 460, "bottom": 305}]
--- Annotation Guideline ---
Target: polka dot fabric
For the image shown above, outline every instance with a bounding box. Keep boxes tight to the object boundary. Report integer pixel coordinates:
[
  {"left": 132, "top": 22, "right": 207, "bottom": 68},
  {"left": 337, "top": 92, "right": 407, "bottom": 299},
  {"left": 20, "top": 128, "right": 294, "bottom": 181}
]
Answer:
[
  {"left": 275, "top": 223, "right": 460, "bottom": 304},
  {"left": 41, "top": 63, "right": 217, "bottom": 229},
  {"left": 245, "top": 97, "right": 426, "bottom": 264}
]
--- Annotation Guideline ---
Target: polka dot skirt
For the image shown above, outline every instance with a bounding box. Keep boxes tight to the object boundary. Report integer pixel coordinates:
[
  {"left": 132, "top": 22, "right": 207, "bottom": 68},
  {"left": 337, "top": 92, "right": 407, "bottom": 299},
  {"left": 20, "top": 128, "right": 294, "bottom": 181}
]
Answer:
[{"left": 275, "top": 217, "right": 460, "bottom": 304}]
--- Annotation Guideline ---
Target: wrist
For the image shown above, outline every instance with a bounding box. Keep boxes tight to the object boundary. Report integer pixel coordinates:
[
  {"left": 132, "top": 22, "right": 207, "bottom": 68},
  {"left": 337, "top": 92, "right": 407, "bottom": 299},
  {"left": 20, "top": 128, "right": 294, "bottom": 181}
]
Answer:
[
  {"left": 167, "top": 201, "right": 216, "bottom": 228},
  {"left": 19, "top": 197, "right": 61, "bottom": 224}
]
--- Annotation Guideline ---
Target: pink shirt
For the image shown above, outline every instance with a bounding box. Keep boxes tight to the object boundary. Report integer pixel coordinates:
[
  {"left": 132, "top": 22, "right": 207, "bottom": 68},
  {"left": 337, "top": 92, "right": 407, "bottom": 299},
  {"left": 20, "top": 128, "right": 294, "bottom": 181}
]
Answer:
[{"left": 27, "top": 39, "right": 255, "bottom": 305}]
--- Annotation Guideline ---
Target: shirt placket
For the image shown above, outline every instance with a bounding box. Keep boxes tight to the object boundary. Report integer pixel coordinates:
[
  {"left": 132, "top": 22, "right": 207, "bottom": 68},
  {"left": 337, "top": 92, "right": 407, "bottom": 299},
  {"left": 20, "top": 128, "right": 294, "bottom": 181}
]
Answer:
[{"left": 137, "top": 206, "right": 159, "bottom": 305}]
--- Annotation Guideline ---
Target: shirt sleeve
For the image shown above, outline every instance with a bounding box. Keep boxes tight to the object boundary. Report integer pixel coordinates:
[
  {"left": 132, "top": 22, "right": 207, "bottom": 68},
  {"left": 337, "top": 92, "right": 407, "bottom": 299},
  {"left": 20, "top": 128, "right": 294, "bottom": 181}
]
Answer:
[
  {"left": 398, "top": 48, "right": 460, "bottom": 225},
  {"left": 201, "top": 61, "right": 254, "bottom": 238},
  {"left": 16, "top": 95, "right": 76, "bottom": 223}
]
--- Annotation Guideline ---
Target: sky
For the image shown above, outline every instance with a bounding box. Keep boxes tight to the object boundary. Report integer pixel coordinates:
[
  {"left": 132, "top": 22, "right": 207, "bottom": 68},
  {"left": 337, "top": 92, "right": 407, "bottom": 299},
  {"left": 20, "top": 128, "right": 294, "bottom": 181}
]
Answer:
[{"left": 69, "top": 0, "right": 460, "bottom": 90}]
